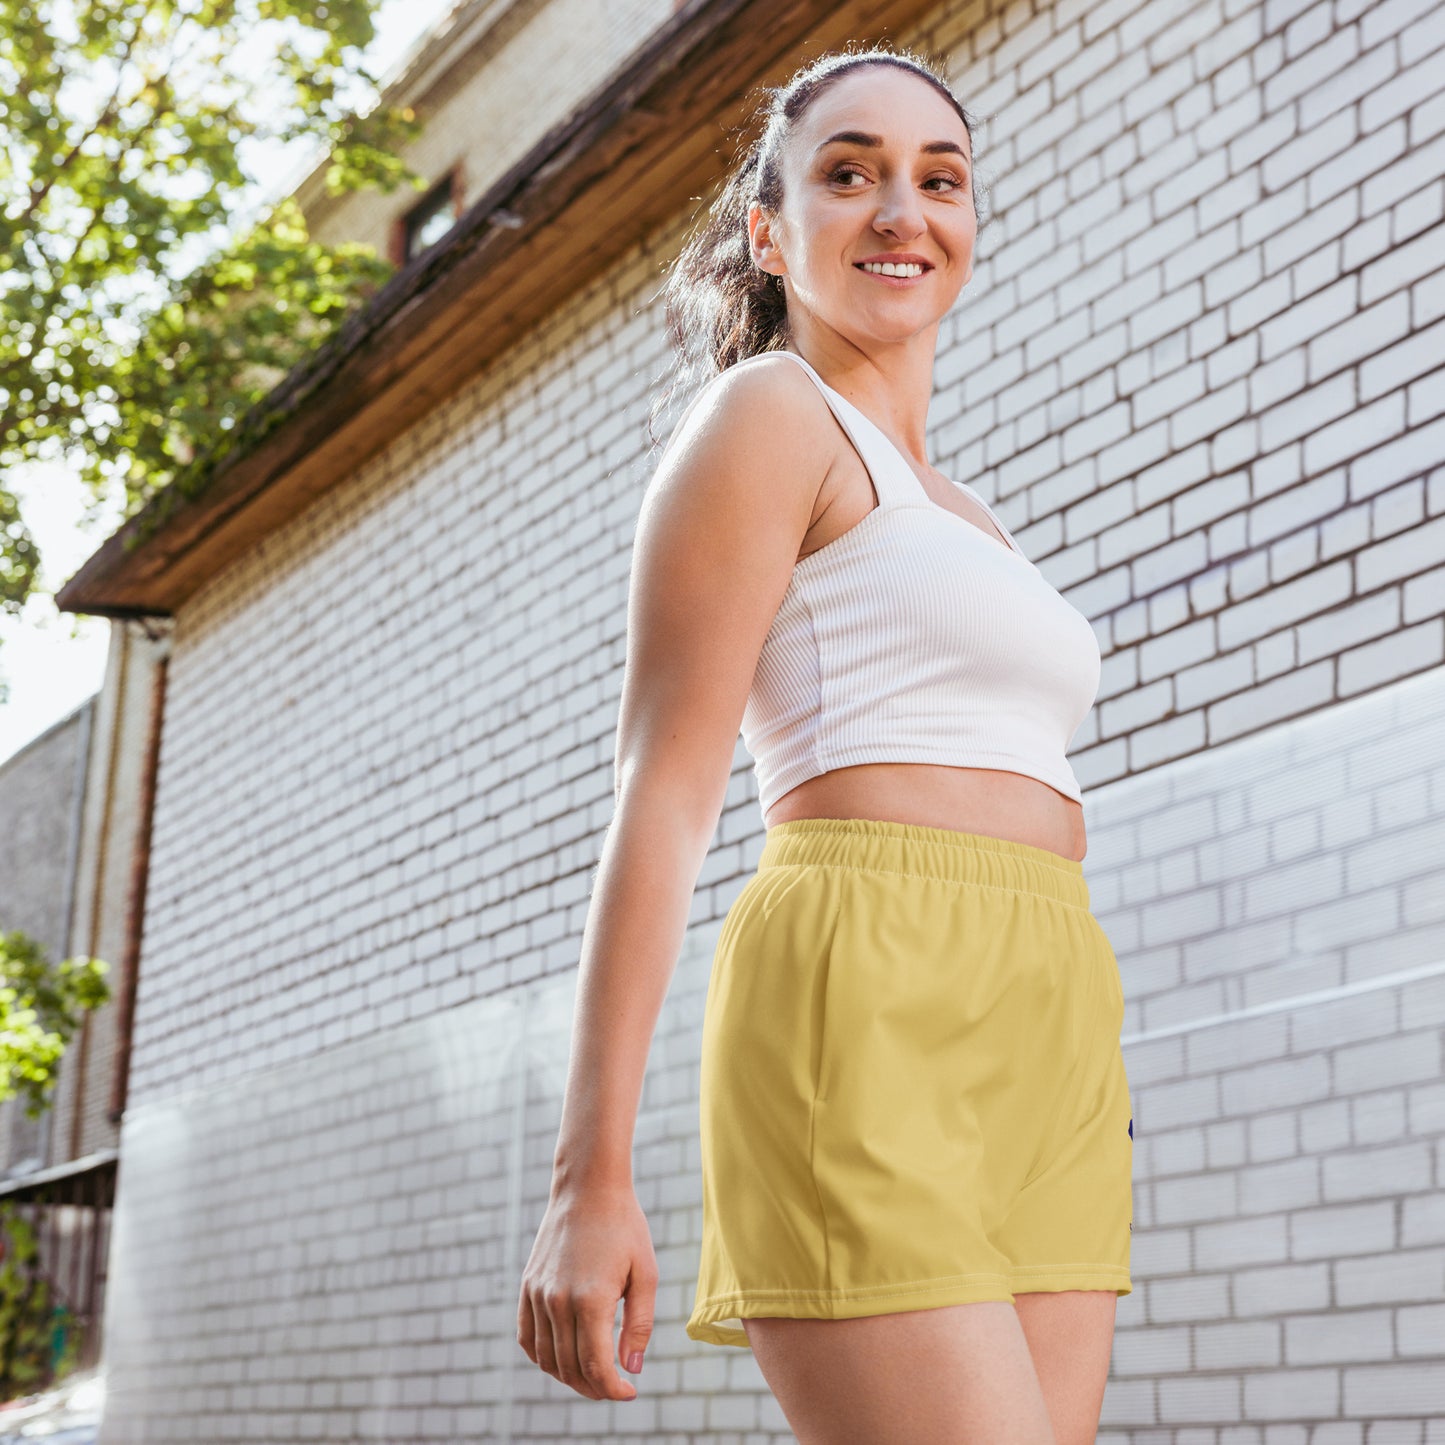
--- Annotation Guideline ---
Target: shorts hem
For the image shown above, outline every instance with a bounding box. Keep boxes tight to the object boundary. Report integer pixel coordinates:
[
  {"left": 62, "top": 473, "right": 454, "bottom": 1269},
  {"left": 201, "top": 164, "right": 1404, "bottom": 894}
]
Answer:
[
  {"left": 686, "top": 1270, "right": 1016, "bottom": 1349},
  {"left": 1008, "top": 1263, "right": 1132, "bottom": 1297},
  {"left": 686, "top": 1264, "right": 1133, "bottom": 1347}
]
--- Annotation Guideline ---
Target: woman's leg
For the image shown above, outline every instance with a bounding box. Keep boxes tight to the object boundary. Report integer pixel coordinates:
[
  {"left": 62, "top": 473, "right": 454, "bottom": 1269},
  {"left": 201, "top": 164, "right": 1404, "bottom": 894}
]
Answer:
[
  {"left": 1013, "top": 1289, "right": 1118, "bottom": 1445},
  {"left": 742, "top": 1300, "right": 1058, "bottom": 1445}
]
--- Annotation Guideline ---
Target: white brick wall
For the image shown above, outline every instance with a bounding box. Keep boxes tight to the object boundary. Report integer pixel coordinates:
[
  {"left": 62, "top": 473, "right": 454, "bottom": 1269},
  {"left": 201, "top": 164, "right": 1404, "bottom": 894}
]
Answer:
[
  {"left": 1088, "top": 665, "right": 1445, "bottom": 1439},
  {"left": 933, "top": 0, "right": 1445, "bottom": 790},
  {"left": 102, "top": 844, "right": 742, "bottom": 1443},
  {"left": 101, "top": 0, "right": 1445, "bottom": 1436}
]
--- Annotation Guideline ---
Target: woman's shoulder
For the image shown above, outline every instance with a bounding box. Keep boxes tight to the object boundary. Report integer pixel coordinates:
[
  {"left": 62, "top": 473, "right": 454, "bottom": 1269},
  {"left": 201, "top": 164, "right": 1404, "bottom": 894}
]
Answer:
[{"left": 661, "top": 351, "right": 829, "bottom": 460}]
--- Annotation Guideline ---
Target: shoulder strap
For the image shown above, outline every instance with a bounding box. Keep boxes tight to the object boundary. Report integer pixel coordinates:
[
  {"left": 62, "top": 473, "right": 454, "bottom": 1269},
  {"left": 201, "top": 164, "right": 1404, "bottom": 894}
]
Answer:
[
  {"left": 952, "top": 479, "right": 1029, "bottom": 560},
  {"left": 771, "top": 350, "right": 926, "bottom": 509}
]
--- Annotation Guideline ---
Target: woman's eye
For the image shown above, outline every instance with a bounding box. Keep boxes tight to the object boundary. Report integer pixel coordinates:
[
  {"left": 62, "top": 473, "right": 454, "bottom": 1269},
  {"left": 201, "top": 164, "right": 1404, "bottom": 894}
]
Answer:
[{"left": 827, "top": 165, "right": 966, "bottom": 193}]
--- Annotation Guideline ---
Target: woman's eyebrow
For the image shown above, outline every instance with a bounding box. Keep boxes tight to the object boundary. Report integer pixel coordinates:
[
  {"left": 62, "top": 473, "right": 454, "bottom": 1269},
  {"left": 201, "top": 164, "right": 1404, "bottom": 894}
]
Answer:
[{"left": 814, "top": 129, "right": 970, "bottom": 164}]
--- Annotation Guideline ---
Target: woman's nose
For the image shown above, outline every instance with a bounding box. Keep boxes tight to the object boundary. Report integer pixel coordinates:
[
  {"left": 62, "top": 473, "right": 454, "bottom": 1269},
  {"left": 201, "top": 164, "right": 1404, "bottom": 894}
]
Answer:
[{"left": 872, "top": 183, "right": 926, "bottom": 238}]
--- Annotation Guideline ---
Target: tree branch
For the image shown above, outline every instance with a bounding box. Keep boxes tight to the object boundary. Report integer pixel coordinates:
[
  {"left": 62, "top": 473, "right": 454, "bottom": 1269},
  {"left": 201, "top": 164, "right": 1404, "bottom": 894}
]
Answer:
[{"left": 23, "top": 9, "right": 148, "bottom": 221}]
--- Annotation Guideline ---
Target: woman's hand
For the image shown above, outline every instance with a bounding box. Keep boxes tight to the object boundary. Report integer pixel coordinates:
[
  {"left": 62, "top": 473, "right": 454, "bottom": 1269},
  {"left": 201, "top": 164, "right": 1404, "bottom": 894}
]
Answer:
[{"left": 517, "top": 1181, "right": 657, "bottom": 1401}]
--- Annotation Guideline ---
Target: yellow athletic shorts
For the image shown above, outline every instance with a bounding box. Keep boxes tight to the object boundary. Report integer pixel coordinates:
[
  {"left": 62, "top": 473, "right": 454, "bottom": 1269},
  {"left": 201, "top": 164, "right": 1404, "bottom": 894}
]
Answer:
[{"left": 686, "top": 816, "right": 1134, "bottom": 1349}]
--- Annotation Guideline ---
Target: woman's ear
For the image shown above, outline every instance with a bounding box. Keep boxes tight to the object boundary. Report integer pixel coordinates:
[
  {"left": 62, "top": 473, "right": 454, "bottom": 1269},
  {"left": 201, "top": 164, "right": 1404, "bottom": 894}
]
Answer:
[{"left": 748, "top": 202, "right": 786, "bottom": 280}]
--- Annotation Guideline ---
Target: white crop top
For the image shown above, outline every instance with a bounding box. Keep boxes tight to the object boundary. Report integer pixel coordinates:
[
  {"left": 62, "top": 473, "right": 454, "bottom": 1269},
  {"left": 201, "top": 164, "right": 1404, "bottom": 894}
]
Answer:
[{"left": 738, "top": 348, "right": 1102, "bottom": 813}]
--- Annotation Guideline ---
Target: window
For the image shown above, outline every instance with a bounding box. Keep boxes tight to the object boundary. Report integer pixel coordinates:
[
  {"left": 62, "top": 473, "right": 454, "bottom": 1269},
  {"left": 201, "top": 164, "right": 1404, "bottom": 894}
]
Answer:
[{"left": 401, "top": 174, "right": 460, "bottom": 261}]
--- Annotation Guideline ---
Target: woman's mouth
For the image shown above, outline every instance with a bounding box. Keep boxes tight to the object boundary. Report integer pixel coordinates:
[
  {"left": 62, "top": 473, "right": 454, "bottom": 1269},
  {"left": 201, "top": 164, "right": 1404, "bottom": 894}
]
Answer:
[{"left": 855, "top": 260, "right": 932, "bottom": 285}]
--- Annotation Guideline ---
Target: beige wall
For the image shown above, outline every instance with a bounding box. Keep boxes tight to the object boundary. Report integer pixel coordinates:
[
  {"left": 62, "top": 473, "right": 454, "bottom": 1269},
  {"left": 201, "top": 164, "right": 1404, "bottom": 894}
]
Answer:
[{"left": 300, "top": 0, "right": 676, "bottom": 259}]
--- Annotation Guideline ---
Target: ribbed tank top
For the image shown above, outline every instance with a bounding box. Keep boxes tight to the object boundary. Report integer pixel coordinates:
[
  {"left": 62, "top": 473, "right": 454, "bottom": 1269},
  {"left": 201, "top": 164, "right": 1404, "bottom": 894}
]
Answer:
[{"left": 739, "top": 348, "right": 1102, "bottom": 813}]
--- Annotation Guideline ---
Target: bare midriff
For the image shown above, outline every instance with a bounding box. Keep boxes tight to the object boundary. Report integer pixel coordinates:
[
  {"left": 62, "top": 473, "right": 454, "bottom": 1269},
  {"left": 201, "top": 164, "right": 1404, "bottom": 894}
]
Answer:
[{"left": 762, "top": 763, "right": 1088, "bottom": 863}]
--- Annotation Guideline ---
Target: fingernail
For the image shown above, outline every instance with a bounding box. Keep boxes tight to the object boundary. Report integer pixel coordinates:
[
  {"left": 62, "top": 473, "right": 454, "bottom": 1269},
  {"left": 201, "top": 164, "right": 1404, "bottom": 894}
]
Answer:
[{"left": 626, "top": 1350, "right": 644, "bottom": 1373}]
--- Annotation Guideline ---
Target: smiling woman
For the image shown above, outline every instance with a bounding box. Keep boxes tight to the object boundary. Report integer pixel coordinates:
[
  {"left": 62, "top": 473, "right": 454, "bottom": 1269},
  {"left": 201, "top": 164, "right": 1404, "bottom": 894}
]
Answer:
[
  {"left": 519, "top": 45, "right": 1131, "bottom": 1445},
  {"left": 649, "top": 50, "right": 990, "bottom": 418}
]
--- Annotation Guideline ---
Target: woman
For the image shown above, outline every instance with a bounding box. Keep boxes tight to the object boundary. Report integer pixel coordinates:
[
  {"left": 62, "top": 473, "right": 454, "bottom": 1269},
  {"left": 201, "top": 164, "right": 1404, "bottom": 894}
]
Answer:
[{"left": 517, "top": 45, "right": 1133, "bottom": 1445}]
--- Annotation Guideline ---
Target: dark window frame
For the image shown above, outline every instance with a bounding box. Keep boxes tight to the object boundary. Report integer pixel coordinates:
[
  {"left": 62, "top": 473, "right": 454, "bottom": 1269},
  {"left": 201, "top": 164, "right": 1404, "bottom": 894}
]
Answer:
[{"left": 393, "top": 166, "right": 465, "bottom": 265}]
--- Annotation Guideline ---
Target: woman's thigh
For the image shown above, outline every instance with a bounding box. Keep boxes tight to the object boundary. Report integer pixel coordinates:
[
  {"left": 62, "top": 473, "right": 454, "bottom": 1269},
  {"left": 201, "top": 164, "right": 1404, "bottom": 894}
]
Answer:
[
  {"left": 742, "top": 1300, "right": 1058, "bottom": 1445},
  {"left": 1013, "top": 1289, "right": 1118, "bottom": 1445}
]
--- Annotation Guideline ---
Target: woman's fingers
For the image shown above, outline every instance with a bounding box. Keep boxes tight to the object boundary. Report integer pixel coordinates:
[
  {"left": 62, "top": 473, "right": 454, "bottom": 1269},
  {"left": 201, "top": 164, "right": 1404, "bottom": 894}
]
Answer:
[
  {"left": 575, "top": 1297, "right": 638, "bottom": 1401},
  {"left": 523, "top": 1288, "right": 569, "bottom": 1392},
  {"left": 548, "top": 1297, "right": 601, "bottom": 1400},
  {"left": 516, "top": 1286, "right": 537, "bottom": 1365}
]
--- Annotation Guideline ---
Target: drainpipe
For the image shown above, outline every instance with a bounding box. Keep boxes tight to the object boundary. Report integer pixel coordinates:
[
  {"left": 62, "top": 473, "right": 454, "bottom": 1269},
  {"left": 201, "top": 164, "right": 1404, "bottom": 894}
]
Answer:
[{"left": 66, "top": 621, "right": 132, "bottom": 1158}]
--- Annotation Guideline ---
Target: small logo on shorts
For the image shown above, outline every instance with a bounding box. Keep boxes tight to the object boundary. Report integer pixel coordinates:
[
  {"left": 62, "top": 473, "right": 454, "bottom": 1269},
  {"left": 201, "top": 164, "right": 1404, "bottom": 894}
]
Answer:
[{"left": 1127, "top": 1116, "right": 1133, "bottom": 1139}]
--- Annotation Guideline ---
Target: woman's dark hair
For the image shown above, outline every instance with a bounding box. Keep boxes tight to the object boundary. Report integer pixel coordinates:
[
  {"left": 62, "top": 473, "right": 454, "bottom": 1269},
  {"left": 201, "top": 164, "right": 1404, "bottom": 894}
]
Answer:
[{"left": 647, "top": 44, "right": 989, "bottom": 446}]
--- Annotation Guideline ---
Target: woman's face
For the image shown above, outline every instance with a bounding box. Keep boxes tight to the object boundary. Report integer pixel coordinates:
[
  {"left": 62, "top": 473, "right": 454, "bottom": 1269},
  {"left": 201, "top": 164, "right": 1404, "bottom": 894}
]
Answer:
[{"left": 750, "top": 66, "right": 977, "bottom": 347}]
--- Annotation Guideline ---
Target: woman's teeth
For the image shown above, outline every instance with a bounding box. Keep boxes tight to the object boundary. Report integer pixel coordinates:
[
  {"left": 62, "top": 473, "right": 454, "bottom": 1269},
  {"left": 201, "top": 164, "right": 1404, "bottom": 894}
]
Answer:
[{"left": 860, "top": 261, "right": 926, "bottom": 277}]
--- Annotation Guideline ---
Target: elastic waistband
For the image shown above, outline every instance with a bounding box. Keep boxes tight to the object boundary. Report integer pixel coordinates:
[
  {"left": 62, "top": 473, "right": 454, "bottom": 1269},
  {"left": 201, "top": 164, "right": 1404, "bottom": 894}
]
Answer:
[{"left": 759, "top": 817, "right": 1090, "bottom": 909}]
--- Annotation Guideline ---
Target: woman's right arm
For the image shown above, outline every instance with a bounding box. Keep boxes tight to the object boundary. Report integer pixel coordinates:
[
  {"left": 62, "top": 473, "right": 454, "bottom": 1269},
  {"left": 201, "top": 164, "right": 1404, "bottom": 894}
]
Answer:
[{"left": 515, "top": 357, "right": 834, "bottom": 1401}]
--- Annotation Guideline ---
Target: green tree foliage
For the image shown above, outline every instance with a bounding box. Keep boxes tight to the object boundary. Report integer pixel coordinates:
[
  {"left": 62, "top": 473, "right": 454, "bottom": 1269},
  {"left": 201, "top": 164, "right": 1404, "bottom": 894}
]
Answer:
[
  {"left": 0, "top": 0, "right": 426, "bottom": 614},
  {"left": 0, "top": 1203, "right": 81, "bottom": 1396},
  {"left": 0, "top": 929, "right": 109, "bottom": 1119}
]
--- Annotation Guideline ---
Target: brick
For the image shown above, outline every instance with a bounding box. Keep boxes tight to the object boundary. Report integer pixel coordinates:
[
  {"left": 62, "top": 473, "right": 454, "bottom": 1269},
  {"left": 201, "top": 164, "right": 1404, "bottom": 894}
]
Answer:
[
  {"left": 1196, "top": 1319, "right": 1283, "bottom": 1371},
  {"left": 1334, "top": 1032, "right": 1443, "bottom": 1095},
  {"left": 1286, "top": 1309, "right": 1395, "bottom": 1364},
  {"left": 1407, "top": 1080, "right": 1445, "bottom": 1136},
  {"left": 1290, "top": 988, "right": 1398, "bottom": 1053},
  {"left": 1351, "top": 1089, "right": 1408, "bottom": 1145},
  {"left": 1242, "top": 1367, "right": 1341, "bottom": 1419},
  {"left": 1097, "top": 1374, "right": 1159, "bottom": 1427},
  {"left": 1155, "top": 1171, "right": 1239, "bottom": 1225},
  {"left": 1131, "top": 1228, "right": 1193, "bottom": 1287},
  {"left": 1220, "top": 560, "right": 1354, "bottom": 652},
  {"left": 1209, "top": 653, "right": 1330, "bottom": 738},
  {"left": 1361, "top": 318, "right": 1445, "bottom": 403},
  {"left": 1145, "top": 1077, "right": 1224, "bottom": 1131},
  {"left": 1401, "top": 1193, "right": 1445, "bottom": 1247},
  {"left": 1292, "top": 1201, "right": 1397, "bottom": 1259},
  {"left": 1195, "top": 1213, "right": 1291, "bottom": 1269},
  {"left": 1323, "top": 1144, "right": 1434, "bottom": 1202},
  {"left": 1151, "top": 1125, "right": 1207, "bottom": 1175},
  {"left": 1397, "top": 1302, "right": 1445, "bottom": 1357},
  {"left": 1335, "top": 1248, "right": 1445, "bottom": 1307},
  {"left": 1366, "top": 37, "right": 1445, "bottom": 136},
  {"left": 1222, "top": 1055, "right": 1332, "bottom": 1116},
  {"left": 1361, "top": 0, "right": 1439, "bottom": 46},
  {"left": 1234, "top": 1262, "right": 1332, "bottom": 1316},
  {"left": 1250, "top": 1110, "right": 1301, "bottom": 1162},
  {"left": 1239, "top": 1158, "right": 1322, "bottom": 1215},
  {"left": 1188, "top": 1014, "right": 1296, "bottom": 1074},
  {"left": 1362, "top": 122, "right": 1439, "bottom": 219},
  {"left": 1147, "top": 1272, "right": 1232, "bottom": 1323},
  {"left": 1175, "top": 649, "right": 1256, "bottom": 713},
  {"left": 1159, "top": 1372, "right": 1245, "bottom": 1422},
  {"left": 1306, "top": 390, "right": 1404, "bottom": 473},
  {"left": 1361, "top": 220, "right": 1445, "bottom": 310},
  {"left": 1207, "top": 1119, "right": 1249, "bottom": 1168},
  {"left": 1112, "top": 1321, "right": 1192, "bottom": 1375},
  {"left": 1344, "top": 1363, "right": 1445, "bottom": 1416}
]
